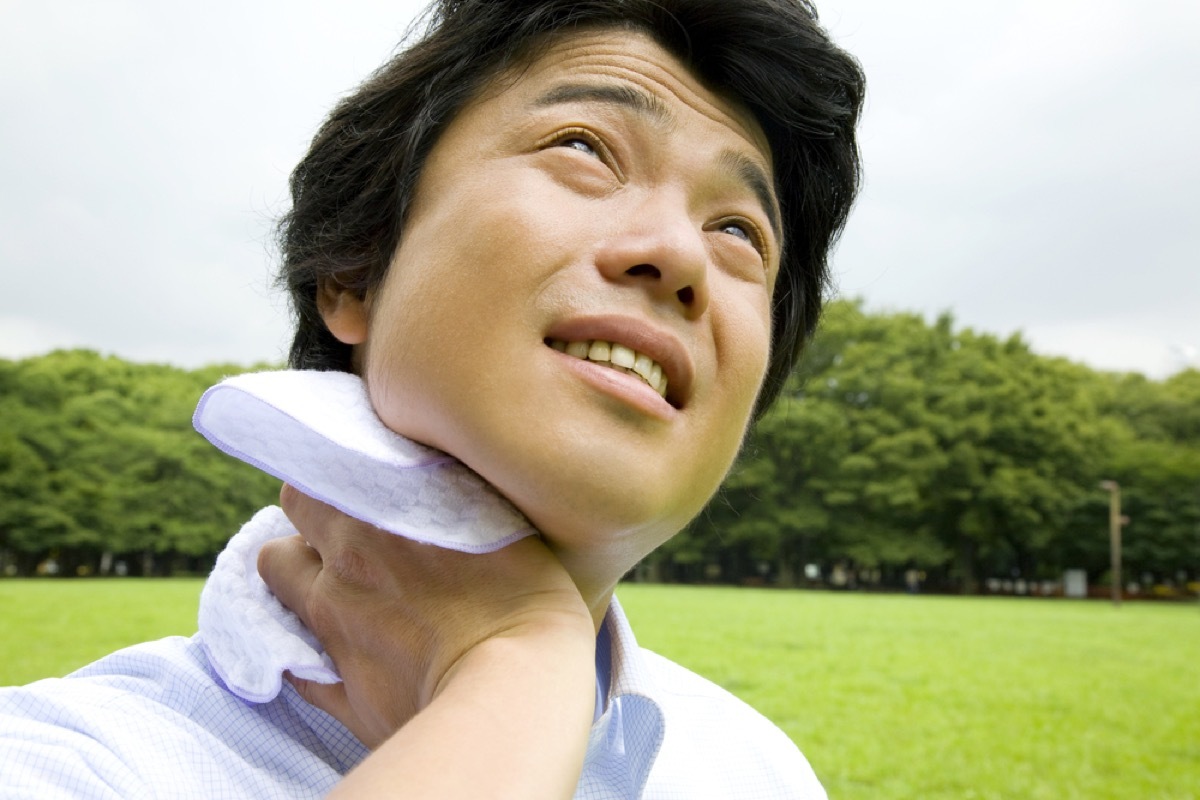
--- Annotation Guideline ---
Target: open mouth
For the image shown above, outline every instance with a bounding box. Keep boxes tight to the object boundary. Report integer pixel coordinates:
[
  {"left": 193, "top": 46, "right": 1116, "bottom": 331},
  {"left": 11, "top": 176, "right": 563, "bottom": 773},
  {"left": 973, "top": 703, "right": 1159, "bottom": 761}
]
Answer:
[{"left": 546, "top": 337, "right": 668, "bottom": 399}]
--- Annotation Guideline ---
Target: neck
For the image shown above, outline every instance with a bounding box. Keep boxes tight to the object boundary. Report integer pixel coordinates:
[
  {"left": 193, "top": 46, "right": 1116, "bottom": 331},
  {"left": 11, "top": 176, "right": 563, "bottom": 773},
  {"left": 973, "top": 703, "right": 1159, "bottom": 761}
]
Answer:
[{"left": 550, "top": 545, "right": 624, "bottom": 634}]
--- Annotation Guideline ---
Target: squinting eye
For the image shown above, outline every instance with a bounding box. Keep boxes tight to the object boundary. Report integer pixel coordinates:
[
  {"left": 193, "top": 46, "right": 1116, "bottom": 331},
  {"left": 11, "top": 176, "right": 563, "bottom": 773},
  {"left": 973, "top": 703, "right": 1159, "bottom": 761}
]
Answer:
[
  {"left": 713, "top": 218, "right": 769, "bottom": 263},
  {"left": 721, "top": 221, "right": 753, "bottom": 243},
  {"left": 559, "top": 137, "right": 599, "bottom": 158},
  {"left": 542, "top": 127, "right": 623, "bottom": 179}
]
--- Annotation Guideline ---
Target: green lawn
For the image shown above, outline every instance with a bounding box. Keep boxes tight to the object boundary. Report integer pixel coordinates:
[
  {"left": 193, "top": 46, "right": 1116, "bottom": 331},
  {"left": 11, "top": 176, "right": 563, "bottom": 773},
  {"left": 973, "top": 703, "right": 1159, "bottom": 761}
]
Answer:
[
  {"left": 617, "top": 585, "right": 1200, "bottom": 800},
  {"left": 1, "top": 580, "right": 1196, "bottom": 799},
  {"left": 0, "top": 579, "right": 201, "bottom": 685}
]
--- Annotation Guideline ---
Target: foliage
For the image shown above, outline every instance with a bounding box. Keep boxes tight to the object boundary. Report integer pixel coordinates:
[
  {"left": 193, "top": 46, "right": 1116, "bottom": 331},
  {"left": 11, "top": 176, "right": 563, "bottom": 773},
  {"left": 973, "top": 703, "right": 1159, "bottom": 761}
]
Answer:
[
  {"left": 0, "top": 351, "right": 280, "bottom": 576},
  {"left": 670, "top": 300, "right": 1199, "bottom": 591},
  {"left": 2, "top": 307, "right": 1199, "bottom": 589}
]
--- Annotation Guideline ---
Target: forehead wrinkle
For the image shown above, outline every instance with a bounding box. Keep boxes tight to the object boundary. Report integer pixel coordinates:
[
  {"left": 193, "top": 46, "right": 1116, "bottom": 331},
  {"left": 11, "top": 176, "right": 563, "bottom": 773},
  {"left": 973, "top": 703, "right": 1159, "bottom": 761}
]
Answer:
[
  {"left": 718, "top": 150, "right": 783, "bottom": 246},
  {"left": 527, "top": 31, "right": 768, "bottom": 139},
  {"left": 531, "top": 81, "right": 672, "bottom": 127}
]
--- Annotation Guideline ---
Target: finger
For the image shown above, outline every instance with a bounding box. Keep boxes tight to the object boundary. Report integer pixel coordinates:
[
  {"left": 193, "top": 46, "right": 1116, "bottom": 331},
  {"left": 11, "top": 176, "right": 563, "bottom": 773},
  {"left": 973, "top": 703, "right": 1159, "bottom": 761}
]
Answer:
[
  {"left": 285, "top": 672, "right": 348, "bottom": 715},
  {"left": 284, "top": 673, "right": 376, "bottom": 747},
  {"left": 258, "top": 534, "right": 323, "bottom": 626},
  {"left": 279, "top": 483, "right": 343, "bottom": 553}
]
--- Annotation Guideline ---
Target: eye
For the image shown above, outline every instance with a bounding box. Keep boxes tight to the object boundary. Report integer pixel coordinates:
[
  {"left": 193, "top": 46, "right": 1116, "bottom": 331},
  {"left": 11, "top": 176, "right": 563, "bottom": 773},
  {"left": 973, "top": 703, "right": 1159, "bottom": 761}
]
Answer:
[
  {"left": 715, "top": 217, "right": 768, "bottom": 258},
  {"left": 545, "top": 127, "right": 614, "bottom": 165},
  {"left": 559, "top": 136, "right": 600, "bottom": 158},
  {"left": 721, "top": 221, "right": 754, "bottom": 244}
]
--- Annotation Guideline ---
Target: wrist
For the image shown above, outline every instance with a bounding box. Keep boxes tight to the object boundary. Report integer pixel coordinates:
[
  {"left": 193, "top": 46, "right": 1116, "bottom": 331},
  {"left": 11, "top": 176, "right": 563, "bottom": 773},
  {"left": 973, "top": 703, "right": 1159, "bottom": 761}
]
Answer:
[
  {"left": 334, "top": 617, "right": 596, "bottom": 799},
  {"left": 434, "top": 612, "right": 597, "bottom": 706}
]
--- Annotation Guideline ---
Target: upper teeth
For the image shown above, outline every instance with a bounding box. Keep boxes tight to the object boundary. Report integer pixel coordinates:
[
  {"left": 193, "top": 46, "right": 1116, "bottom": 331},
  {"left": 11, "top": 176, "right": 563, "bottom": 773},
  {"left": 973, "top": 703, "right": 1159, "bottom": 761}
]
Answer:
[{"left": 549, "top": 338, "right": 668, "bottom": 397}]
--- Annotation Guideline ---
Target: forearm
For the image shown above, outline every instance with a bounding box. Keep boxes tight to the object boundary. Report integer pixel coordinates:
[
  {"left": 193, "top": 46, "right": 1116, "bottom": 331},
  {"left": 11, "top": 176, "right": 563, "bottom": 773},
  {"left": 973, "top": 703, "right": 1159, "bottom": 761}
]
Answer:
[{"left": 329, "top": 622, "right": 596, "bottom": 799}]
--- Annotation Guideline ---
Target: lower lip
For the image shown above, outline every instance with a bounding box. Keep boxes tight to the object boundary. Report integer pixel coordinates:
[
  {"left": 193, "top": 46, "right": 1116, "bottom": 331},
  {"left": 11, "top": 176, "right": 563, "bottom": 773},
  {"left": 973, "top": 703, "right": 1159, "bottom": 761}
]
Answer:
[{"left": 550, "top": 349, "right": 677, "bottom": 421}]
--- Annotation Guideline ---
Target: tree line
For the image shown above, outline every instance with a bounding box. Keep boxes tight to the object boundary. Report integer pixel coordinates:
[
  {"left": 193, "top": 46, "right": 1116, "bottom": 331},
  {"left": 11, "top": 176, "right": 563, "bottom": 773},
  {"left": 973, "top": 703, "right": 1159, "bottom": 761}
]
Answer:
[
  {"left": 0, "top": 352, "right": 280, "bottom": 577},
  {"left": 2, "top": 301, "right": 1198, "bottom": 593},
  {"left": 654, "top": 301, "right": 1200, "bottom": 595}
]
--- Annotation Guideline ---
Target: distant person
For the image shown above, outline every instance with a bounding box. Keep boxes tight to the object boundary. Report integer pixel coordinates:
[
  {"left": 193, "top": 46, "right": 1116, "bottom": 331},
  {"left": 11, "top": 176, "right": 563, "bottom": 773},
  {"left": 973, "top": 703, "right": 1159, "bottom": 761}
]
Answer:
[
  {"left": 906, "top": 568, "right": 921, "bottom": 593},
  {"left": 0, "top": 0, "right": 864, "bottom": 795}
]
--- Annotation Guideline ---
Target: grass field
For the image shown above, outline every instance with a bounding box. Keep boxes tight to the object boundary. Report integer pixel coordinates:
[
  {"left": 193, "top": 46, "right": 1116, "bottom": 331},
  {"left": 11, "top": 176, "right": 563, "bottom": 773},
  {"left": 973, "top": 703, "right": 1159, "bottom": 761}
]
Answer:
[
  {"left": 1, "top": 579, "right": 1197, "bottom": 799},
  {"left": 0, "top": 579, "right": 203, "bottom": 686}
]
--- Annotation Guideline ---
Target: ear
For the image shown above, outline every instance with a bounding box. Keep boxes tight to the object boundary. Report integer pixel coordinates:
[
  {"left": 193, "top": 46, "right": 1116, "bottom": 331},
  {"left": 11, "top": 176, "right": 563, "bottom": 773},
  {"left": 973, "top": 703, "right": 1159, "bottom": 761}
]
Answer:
[{"left": 317, "top": 280, "right": 369, "bottom": 345}]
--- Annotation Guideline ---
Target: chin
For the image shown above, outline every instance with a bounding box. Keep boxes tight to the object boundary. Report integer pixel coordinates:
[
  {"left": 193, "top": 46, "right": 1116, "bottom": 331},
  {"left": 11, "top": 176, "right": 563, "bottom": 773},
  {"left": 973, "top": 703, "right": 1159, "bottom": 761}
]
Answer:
[{"left": 501, "top": 465, "right": 700, "bottom": 554}]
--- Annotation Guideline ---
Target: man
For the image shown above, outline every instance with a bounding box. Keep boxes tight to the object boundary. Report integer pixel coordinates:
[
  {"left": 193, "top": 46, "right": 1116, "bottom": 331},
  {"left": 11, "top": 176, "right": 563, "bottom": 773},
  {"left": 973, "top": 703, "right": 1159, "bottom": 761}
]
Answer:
[{"left": 0, "top": 0, "right": 863, "bottom": 796}]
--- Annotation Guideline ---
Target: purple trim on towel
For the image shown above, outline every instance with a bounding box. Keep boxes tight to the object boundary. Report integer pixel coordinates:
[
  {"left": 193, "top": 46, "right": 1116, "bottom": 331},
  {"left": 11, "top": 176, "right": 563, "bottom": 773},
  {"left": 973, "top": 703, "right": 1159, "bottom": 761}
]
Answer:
[{"left": 191, "top": 383, "right": 535, "bottom": 554}]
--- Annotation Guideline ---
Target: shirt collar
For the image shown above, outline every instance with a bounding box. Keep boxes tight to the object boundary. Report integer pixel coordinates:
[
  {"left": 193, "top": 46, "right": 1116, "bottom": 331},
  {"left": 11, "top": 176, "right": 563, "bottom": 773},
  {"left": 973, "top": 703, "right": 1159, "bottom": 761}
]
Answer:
[
  {"left": 580, "top": 594, "right": 666, "bottom": 798},
  {"left": 601, "top": 595, "right": 660, "bottom": 705}
]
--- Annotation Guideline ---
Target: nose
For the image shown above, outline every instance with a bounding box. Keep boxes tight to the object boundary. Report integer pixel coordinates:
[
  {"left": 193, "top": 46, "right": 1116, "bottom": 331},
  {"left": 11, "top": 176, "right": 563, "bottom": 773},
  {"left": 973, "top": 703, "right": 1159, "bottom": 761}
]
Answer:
[{"left": 593, "top": 195, "right": 710, "bottom": 319}]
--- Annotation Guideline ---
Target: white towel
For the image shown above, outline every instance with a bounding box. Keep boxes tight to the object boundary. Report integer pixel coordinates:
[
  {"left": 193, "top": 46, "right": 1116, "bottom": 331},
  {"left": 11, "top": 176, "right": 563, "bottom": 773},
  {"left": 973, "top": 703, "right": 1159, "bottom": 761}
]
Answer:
[{"left": 193, "top": 370, "right": 534, "bottom": 703}]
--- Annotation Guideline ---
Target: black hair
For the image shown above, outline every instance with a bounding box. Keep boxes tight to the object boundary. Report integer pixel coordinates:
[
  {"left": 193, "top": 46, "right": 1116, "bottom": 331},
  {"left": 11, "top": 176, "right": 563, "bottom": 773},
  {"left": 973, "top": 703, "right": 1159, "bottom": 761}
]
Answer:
[{"left": 277, "top": 0, "right": 864, "bottom": 419}]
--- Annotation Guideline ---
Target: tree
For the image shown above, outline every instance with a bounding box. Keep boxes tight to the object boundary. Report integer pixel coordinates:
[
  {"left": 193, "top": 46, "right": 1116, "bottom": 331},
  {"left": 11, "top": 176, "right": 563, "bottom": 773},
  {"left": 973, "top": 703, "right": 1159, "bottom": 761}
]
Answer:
[{"left": 0, "top": 351, "right": 280, "bottom": 575}]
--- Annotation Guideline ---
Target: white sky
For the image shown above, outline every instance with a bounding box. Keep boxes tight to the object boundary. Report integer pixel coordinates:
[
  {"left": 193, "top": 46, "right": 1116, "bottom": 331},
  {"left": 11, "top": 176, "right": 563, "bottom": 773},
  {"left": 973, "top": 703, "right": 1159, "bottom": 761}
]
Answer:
[{"left": 2, "top": 0, "right": 1197, "bottom": 377}]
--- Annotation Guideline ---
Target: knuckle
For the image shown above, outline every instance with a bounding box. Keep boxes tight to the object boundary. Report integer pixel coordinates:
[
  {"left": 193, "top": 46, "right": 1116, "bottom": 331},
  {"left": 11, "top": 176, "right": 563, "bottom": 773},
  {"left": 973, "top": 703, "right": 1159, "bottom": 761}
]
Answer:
[
  {"left": 303, "top": 584, "right": 337, "bottom": 638},
  {"left": 255, "top": 535, "right": 306, "bottom": 587},
  {"left": 326, "top": 541, "right": 381, "bottom": 593},
  {"left": 297, "top": 574, "right": 340, "bottom": 640},
  {"left": 278, "top": 482, "right": 298, "bottom": 513},
  {"left": 255, "top": 540, "right": 276, "bottom": 583}
]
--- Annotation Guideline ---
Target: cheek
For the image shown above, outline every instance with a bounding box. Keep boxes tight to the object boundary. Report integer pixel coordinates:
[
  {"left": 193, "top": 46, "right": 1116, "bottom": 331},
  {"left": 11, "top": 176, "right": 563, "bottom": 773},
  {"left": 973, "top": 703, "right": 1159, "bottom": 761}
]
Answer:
[
  {"left": 433, "top": 200, "right": 570, "bottom": 298},
  {"left": 717, "top": 290, "right": 774, "bottom": 404},
  {"left": 689, "top": 298, "right": 771, "bottom": 491},
  {"left": 359, "top": 196, "right": 568, "bottom": 443}
]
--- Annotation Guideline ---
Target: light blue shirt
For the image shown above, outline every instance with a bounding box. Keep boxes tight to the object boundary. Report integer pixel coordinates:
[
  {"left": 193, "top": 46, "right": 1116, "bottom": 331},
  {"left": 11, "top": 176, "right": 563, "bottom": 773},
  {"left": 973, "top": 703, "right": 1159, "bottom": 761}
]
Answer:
[{"left": 0, "top": 597, "right": 826, "bottom": 799}]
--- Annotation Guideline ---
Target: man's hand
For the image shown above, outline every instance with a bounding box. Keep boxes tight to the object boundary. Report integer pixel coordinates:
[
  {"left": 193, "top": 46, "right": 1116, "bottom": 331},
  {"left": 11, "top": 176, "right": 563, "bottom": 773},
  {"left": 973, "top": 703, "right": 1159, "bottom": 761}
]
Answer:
[{"left": 257, "top": 484, "right": 596, "bottom": 751}]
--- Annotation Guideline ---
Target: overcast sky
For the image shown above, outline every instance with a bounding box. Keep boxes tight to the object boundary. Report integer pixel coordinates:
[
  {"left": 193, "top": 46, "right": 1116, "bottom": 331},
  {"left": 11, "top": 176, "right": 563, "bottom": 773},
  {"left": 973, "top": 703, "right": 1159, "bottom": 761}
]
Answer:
[{"left": 2, "top": 0, "right": 1197, "bottom": 378}]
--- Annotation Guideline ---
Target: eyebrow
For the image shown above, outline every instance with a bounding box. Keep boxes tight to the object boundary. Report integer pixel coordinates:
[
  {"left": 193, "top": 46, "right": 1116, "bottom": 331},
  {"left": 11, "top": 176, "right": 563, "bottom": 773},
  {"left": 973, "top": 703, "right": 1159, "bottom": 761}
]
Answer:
[
  {"left": 720, "top": 150, "right": 783, "bottom": 246},
  {"left": 533, "top": 82, "right": 672, "bottom": 124},
  {"left": 533, "top": 81, "right": 783, "bottom": 244}
]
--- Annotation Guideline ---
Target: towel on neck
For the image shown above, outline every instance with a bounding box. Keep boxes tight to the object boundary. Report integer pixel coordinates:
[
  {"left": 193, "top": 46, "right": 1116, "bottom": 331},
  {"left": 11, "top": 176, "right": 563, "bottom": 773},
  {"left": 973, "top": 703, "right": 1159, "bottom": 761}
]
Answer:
[{"left": 193, "top": 370, "right": 534, "bottom": 702}]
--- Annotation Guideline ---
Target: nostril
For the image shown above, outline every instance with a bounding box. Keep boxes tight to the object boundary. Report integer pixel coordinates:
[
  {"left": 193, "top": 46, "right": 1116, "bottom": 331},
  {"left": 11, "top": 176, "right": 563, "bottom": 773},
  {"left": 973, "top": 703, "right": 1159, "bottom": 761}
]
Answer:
[
  {"left": 626, "top": 264, "right": 661, "bottom": 279},
  {"left": 621, "top": 263, "right": 697, "bottom": 308}
]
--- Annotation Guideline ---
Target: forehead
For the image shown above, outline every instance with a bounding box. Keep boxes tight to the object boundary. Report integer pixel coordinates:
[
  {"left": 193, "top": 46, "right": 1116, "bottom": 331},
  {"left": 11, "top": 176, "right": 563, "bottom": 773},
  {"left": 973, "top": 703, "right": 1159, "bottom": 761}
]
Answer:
[
  {"left": 444, "top": 27, "right": 782, "bottom": 250},
  {"left": 485, "top": 27, "right": 774, "bottom": 169}
]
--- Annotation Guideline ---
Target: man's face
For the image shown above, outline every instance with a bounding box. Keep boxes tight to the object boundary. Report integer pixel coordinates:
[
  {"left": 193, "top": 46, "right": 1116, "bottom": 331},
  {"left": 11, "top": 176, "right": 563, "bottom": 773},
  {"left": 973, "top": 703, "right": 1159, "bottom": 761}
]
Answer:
[{"left": 332, "top": 29, "right": 780, "bottom": 579}]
